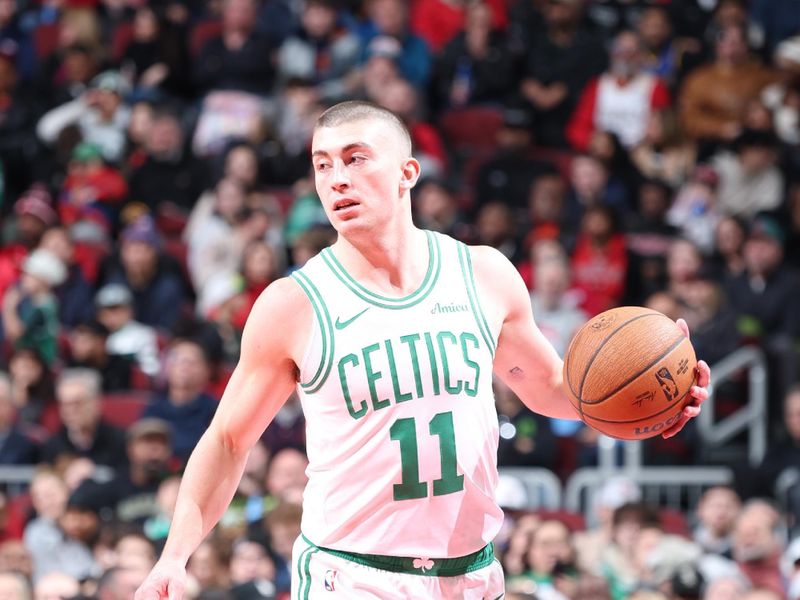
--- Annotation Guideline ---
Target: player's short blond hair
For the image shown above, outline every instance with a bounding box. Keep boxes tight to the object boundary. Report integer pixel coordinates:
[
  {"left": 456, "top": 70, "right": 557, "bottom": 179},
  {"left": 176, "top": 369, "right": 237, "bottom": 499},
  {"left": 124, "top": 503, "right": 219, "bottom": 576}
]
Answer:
[{"left": 316, "top": 101, "right": 412, "bottom": 157}]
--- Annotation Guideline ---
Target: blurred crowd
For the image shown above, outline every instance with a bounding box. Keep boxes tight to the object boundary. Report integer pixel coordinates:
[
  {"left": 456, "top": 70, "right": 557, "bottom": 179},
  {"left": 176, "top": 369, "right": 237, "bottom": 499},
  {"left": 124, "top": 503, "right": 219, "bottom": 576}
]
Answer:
[{"left": 0, "top": 0, "right": 799, "bottom": 598}]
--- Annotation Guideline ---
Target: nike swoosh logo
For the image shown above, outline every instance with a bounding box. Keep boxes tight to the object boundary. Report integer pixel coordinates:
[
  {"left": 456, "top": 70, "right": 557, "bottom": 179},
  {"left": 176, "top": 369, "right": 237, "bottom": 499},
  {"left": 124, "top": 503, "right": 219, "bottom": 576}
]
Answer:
[{"left": 334, "top": 307, "right": 369, "bottom": 330}]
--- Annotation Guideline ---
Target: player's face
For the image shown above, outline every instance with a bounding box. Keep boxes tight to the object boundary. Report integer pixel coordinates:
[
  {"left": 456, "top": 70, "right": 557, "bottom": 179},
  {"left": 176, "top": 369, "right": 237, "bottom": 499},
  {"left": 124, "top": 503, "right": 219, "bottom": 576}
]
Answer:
[{"left": 312, "top": 119, "right": 415, "bottom": 235}]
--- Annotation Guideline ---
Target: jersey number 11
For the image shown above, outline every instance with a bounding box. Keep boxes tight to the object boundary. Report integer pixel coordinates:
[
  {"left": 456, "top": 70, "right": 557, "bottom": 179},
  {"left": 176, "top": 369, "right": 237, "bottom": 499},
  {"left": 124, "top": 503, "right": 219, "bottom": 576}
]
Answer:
[{"left": 390, "top": 411, "right": 465, "bottom": 501}]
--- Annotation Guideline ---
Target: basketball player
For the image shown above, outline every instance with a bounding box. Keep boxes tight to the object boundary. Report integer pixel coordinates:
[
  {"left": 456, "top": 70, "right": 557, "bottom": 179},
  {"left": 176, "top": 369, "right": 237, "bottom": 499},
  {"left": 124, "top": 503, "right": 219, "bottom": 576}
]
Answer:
[{"left": 135, "top": 101, "right": 711, "bottom": 599}]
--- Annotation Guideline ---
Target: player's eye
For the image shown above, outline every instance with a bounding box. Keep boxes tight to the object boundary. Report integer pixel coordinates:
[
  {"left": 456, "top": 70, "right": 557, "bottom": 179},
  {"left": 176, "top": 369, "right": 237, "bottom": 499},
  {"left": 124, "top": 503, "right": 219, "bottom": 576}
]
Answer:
[
  {"left": 349, "top": 155, "right": 366, "bottom": 165},
  {"left": 316, "top": 162, "right": 331, "bottom": 172}
]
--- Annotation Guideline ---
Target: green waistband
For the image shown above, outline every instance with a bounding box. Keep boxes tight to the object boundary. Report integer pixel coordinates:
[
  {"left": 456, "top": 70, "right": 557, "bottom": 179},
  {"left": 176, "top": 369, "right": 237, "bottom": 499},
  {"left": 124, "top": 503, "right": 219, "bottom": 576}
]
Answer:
[{"left": 301, "top": 534, "right": 494, "bottom": 577}]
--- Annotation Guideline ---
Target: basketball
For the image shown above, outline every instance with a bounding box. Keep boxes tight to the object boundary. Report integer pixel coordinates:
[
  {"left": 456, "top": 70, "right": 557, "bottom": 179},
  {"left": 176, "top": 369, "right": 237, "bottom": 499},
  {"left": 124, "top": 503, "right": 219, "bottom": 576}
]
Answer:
[{"left": 563, "top": 306, "right": 697, "bottom": 440}]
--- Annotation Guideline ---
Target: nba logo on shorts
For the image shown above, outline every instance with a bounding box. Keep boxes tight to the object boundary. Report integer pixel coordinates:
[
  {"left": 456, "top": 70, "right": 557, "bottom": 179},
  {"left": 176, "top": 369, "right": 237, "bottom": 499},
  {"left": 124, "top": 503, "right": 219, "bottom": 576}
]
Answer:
[{"left": 324, "top": 569, "right": 337, "bottom": 591}]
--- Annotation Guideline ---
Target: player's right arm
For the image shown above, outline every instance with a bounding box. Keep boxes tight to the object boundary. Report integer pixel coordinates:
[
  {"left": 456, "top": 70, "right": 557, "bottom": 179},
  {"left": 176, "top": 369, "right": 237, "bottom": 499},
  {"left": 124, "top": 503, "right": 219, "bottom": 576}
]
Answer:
[{"left": 135, "top": 277, "right": 310, "bottom": 600}]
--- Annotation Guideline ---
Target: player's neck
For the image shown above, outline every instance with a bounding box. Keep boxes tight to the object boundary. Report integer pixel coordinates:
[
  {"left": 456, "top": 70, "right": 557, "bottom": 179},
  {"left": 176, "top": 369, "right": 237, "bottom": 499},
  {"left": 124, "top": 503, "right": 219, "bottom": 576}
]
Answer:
[{"left": 333, "top": 225, "right": 429, "bottom": 296}]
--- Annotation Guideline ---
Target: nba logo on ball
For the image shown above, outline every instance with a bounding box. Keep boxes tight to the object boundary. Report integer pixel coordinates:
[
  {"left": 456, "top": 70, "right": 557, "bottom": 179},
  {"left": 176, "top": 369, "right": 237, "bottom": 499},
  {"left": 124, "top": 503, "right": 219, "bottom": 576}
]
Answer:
[{"left": 324, "top": 570, "right": 337, "bottom": 591}]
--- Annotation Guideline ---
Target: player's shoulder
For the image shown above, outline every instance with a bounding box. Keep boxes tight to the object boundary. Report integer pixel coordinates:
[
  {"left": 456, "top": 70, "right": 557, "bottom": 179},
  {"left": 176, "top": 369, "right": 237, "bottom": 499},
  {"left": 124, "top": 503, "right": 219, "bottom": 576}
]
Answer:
[
  {"left": 463, "top": 243, "right": 519, "bottom": 281},
  {"left": 247, "top": 275, "right": 311, "bottom": 327}
]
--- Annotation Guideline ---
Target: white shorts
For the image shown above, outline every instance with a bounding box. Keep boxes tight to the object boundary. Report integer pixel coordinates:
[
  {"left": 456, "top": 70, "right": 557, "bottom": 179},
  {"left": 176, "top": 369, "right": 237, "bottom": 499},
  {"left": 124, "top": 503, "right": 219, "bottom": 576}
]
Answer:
[{"left": 291, "top": 535, "right": 505, "bottom": 600}]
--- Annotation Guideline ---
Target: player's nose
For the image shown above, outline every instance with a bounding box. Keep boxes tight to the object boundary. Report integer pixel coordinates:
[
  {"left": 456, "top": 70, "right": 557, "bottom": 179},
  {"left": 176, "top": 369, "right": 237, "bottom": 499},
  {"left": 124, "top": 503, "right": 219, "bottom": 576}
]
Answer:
[{"left": 331, "top": 159, "right": 351, "bottom": 189}]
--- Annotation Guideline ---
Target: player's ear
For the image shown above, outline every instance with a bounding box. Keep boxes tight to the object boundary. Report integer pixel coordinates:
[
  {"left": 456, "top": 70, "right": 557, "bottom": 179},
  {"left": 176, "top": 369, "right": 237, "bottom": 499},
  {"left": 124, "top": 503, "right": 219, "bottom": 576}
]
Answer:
[{"left": 399, "top": 158, "right": 421, "bottom": 191}]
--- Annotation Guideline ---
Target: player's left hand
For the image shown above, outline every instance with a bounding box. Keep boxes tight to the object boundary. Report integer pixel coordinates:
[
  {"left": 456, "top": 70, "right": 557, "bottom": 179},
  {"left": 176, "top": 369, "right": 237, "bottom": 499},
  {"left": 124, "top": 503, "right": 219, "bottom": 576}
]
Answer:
[{"left": 662, "top": 318, "right": 711, "bottom": 439}]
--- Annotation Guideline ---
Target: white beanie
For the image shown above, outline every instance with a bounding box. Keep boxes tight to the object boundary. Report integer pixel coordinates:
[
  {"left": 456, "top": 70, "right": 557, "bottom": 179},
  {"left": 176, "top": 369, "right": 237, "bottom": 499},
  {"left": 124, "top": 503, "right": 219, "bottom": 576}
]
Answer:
[{"left": 22, "top": 249, "right": 67, "bottom": 287}]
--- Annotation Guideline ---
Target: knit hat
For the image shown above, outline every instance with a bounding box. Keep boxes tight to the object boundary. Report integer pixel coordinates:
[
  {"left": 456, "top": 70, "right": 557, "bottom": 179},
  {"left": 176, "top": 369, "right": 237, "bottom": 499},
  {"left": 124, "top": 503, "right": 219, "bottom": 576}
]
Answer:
[{"left": 22, "top": 249, "right": 67, "bottom": 287}]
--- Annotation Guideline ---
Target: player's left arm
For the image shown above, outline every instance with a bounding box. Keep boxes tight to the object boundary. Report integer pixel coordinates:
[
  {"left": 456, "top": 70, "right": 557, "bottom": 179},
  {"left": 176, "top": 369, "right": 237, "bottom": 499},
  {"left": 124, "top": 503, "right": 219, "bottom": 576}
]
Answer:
[
  {"left": 470, "top": 245, "right": 578, "bottom": 420},
  {"left": 470, "top": 245, "right": 711, "bottom": 437}
]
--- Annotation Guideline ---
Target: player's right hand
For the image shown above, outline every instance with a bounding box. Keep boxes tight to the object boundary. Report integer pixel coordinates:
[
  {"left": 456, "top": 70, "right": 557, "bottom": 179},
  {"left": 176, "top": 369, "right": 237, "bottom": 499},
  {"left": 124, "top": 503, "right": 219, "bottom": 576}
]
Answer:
[{"left": 134, "top": 560, "right": 187, "bottom": 600}]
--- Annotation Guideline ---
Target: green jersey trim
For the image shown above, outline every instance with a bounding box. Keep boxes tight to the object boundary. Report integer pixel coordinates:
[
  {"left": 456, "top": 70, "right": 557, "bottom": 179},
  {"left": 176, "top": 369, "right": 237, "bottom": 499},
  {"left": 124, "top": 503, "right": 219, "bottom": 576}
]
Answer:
[
  {"left": 320, "top": 230, "right": 441, "bottom": 310},
  {"left": 291, "top": 270, "right": 335, "bottom": 393},
  {"left": 457, "top": 242, "right": 496, "bottom": 357},
  {"left": 301, "top": 535, "right": 495, "bottom": 577}
]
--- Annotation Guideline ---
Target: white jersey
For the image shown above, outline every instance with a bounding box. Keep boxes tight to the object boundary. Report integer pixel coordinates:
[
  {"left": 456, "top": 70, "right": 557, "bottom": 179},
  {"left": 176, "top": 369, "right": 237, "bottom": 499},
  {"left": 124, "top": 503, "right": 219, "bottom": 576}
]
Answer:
[{"left": 291, "top": 231, "right": 502, "bottom": 558}]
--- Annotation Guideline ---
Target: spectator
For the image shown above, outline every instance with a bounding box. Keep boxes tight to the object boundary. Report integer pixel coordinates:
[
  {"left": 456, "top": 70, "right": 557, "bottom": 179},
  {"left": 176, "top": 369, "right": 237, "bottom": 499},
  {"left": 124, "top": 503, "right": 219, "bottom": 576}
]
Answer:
[
  {"left": 38, "top": 226, "right": 94, "bottom": 329},
  {"left": 631, "top": 109, "right": 697, "bottom": 189},
  {"left": 704, "top": 575, "right": 751, "bottom": 600},
  {"left": 361, "top": 0, "right": 432, "bottom": 89},
  {"left": 508, "top": 519, "right": 577, "bottom": 598},
  {"left": 55, "top": 141, "right": 128, "bottom": 232},
  {"left": 0, "top": 40, "right": 45, "bottom": 200},
  {"left": 0, "top": 186, "right": 59, "bottom": 299},
  {"left": 0, "top": 572, "right": 31, "bottom": 599},
  {"left": 126, "top": 106, "right": 204, "bottom": 215},
  {"left": 666, "top": 237, "right": 703, "bottom": 306},
  {"left": 1, "top": 248, "right": 66, "bottom": 366},
  {"left": 679, "top": 23, "right": 775, "bottom": 146},
  {"left": 667, "top": 164, "right": 722, "bottom": 254},
  {"left": 693, "top": 486, "right": 742, "bottom": 559},
  {"left": 94, "top": 565, "right": 150, "bottom": 600},
  {"left": 119, "top": 5, "right": 190, "bottom": 99},
  {"left": 7, "top": 347, "right": 57, "bottom": 433},
  {"left": 713, "top": 215, "right": 748, "bottom": 279},
  {"left": 431, "top": 0, "right": 514, "bottom": 110},
  {"left": 567, "top": 30, "right": 672, "bottom": 152},
  {"left": 682, "top": 267, "right": 741, "bottom": 366},
  {"left": 37, "top": 70, "right": 131, "bottom": 164},
  {"left": 473, "top": 107, "right": 556, "bottom": 214},
  {"left": 530, "top": 256, "right": 587, "bottom": 358},
  {"left": 523, "top": 172, "right": 571, "bottom": 257},
  {"left": 25, "top": 488, "right": 100, "bottom": 584},
  {"left": 412, "top": 177, "right": 469, "bottom": 240},
  {"left": 66, "top": 320, "right": 132, "bottom": 392},
  {"left": 94, "top": 283, "right": 160, "bottom": 379},
  {"left": 519, "top": 0, "right": 607, "bottom": 149},
  {"left": 762, "top": 36, "right": 800, "bottom": 146},
  {"left": 601, "top": 503, "right": 661, "bottom": 600},
  {"left": 276, "top": 0, "right": 360, "bottom": 102},
  {"left": 41, "top": 368, "right": 127, "bottom": 469},
  {"left": 564, "top": 153, "right": 629, "bottom": 227},
  {"left": 34, "top": 572, "right": 80, "bottom": 600},
  {"left": 473, "top": 201, "right": 521, "bottom": 262},
  {"left": 711, "top": 129, "right": 784, "bottom": 219},
  {"left": 263, "top": 447, "right": 308, "bottom": 506},
  {"left": 227, "top": 536, "right": 276, "bottom": 597},
  {"left": 143, "top": 475, "right": 181, "bottom": 543},
  {"left": 495, "top": 377, "right": 558, "bottom": 470},
  {"left": 24, "top": 470, "right": 69, "bottom": 581},
  {"left": 373, "top": 77, "right": 448, "bottom": 179},
  {"left": 637, "top": 6, "right": 701, "bottom": 89},
  {"left": 409, "top": 0, "right": 507, "bottom": 55},
  {"left": 725, "top": 214, "right": 800, "bottom": 410},
  {"left": 101, "top": 215, "right": 187, "bottom": 332},
  {"left": 0, "top": 372, "right": 37, "bottom": 464},
  {"left": 570, "top": 205, "right": 628, "bottom": 316},
  {"left": 263, "top": 501, "right": 301, "bottom": 594},
  {"left": 191, "top": 0, "right": 276, "bottom": 96},
  {"left": 261, "top": 393, "right": 305, "bottom": 456},
  {"left": 140, "top": 338, "right": 217, "bottom": 462},
  {"left": 626, "top": 179, "right": 679, "bottom": 304},
  {"left": 732, "top": 500, "right": 787, "bottom": 597},
  {"left": 187, "top": 540, "right": 230, "bottom": 593},
  {"left": 749, "top": 386, "right": 800, "bottom": 500},
  {"left": 74, "top": 417, "right": 173, "bottom": 525}
]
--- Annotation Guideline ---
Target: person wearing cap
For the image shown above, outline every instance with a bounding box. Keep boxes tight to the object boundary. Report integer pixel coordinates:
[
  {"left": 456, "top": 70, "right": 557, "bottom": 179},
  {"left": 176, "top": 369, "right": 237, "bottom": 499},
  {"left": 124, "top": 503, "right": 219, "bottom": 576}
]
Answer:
[
  {"left": 726, "top": 213, "right": 800, "bottom": 425},
  {"left": 95, "top": 283, "right": 161, "bottom": 379},
  {"left": 711, "top": 128, "right": 783, "bottom": 218},
  {"left": 101, "top": 215, "right": 186, "bottom": 331},
  {"left": 73, "top": 417, "right": 174, "bottom": 526},
  {"left": 1, "top": 248, "right": 66, "bottom": 365},
  {"left": 0, "top": 185, "right": 59, "bottom": 300},
  {"left": 66, "top": 319, "right": 133, "bottom": 392},
  {"left": 36, "top": 69, "right": 131, "bottom": 164},
  {"left": 42, "top": 368, "right": 127, "bottom": 470}
]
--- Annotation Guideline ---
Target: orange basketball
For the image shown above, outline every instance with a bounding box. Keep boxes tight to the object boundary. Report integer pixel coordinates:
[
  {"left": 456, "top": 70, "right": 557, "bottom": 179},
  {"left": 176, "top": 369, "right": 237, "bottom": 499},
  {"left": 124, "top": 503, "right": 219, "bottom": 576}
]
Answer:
[{"left": 563, "top": 306, "right": 697, "bottom": 440}]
